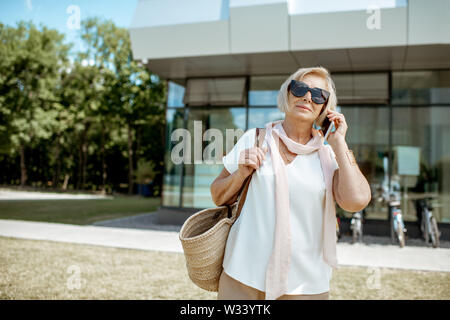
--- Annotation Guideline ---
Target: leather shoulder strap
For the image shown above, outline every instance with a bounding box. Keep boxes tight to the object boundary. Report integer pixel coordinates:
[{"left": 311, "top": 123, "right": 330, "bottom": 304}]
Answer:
[
  {"left": 233, "top": 127, "right": 265, "bottom": 219},
  {"left": 257, "top": 128, "right": 266, "bottom": 148}
]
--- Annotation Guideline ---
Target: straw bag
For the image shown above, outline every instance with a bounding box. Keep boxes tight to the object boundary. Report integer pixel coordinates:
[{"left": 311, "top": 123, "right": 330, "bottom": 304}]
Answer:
[{"left": 179, "top": 127, "right": 265, "bottom": 292}]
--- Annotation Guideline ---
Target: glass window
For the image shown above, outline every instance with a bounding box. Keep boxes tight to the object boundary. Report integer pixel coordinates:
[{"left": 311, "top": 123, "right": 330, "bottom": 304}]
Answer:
[
  {"left": 249, "top": 75, "right": 287, "bottom": 106},
  {"left": 337, "top": 106, "right": 390, "bottom": 221},
  {"left": 182, "top": 107, "right": 247, "bottom": 208},
  {"left": 333, "top": 73, "right": 389, "bottom": 104},
  {"left": 391, "top": 106, "right": 450, "bottom": 223},
  {"left": 392, "top": 70, "right": 450, "bottom": 105},
  {"left": 167, "top": 81, "right": 186, "bottom": 108},
  {"left": 248, "top": 107, "right": 285, "bottom": 128},
  {"left": 162, "top": 109, "right": 185, "bottom": 206},
  {"left": 184, "top": 77, "right": 246, "bottom": 106}
]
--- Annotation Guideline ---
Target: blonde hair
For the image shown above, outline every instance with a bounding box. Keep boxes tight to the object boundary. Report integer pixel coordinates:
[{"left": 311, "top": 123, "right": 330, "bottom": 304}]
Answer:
[{"left": 277, "top": 66, "right": 338, "bottom": 127}]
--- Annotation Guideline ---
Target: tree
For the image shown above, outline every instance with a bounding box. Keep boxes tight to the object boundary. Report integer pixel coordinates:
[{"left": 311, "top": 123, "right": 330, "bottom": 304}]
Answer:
[
  {"left": 0, "top": 22, "right": 70, "bottom": 187},
  {"left": 58, "top": 60, "right": 107, "bottom": 190},
  {"left": 0, "top": 19, "right": 166, "bottom": 195},
  {"left": 80, "top": 17, "right": 165, "bottom": 194}
]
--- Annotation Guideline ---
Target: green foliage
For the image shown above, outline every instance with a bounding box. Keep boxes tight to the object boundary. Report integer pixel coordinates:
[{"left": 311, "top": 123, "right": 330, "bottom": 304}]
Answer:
[
  {"left": 0, "top": 21, "right": 70, "bottom": 154},
  {"left": 134, "top": 159, "right": 157, "bottom": 184},
  {"left": 0, "top": 18, "right": 166, "bottom": 195}
]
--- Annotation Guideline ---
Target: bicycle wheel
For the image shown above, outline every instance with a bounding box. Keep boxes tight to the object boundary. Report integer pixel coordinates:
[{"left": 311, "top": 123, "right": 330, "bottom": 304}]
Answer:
[
  {"left": 359, "top": 224, "right": 364, "bottom": 243},
  {"left": 397, "top": 224, "right": 405, "bottom": 248},
  {"left": 429, "top": 216, "right": 440, "bottom": 248},
  {"left": 352, "top": 226, "right": 357, "bottom": 244},
  {"left": 423, "top": 209, "right": 430, "bottom": 244},
  {"left": 390, "top": 212, "right": 395, "bottom": 244}
]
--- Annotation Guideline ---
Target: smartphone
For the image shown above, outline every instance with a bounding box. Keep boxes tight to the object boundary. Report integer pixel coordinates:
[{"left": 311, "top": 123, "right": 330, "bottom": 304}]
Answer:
[{"left": 321, "top": 116, "right": 335, "bottom": 141}]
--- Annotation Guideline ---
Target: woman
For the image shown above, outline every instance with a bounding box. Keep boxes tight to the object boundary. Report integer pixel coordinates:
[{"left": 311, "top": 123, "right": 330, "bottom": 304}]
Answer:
[{"left": 210, "top": 66, "right": 371, "bottom": 300}]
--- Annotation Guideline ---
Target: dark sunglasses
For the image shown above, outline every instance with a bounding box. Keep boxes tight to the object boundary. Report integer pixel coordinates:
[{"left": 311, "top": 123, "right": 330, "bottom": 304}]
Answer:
[{"left": 288, "top": 79, "right": 330, "bottom": 105}]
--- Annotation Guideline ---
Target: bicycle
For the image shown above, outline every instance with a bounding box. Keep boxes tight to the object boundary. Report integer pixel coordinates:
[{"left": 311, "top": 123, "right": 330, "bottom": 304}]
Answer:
[
  {"left": 350, "top": 210, "right": 364, "bottom": 244},
  {"left": 376, "top": 156, "right": 407, "bottom": 247},
  {"left": 413, "top": 196, "right": 441, "bottom": 248},
  {"left": 388, "top": 192, "right": 407, "bottom": 248},
  {"left": 376, "top": 181, "right": 407, "bottom": 247}
]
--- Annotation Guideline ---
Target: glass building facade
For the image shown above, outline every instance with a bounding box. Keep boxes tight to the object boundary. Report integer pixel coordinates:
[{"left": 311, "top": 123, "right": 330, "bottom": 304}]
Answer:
[{"left": 163, "top": 70, "right": 450, "bottom": 224}]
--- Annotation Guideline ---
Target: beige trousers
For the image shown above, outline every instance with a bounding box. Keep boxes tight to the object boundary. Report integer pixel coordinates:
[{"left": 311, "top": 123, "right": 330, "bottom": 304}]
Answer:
[{"left": 217, "top": 270, "right": 329, "bottom": 300}]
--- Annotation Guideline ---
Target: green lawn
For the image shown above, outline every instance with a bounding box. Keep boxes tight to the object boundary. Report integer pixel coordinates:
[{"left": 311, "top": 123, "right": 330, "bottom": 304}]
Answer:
[
  {"left": 0, "top": 196, "right": 161, "bottom": 225},
  {"left": 1, "top": 236, "right": 449, "bottom": 300}
]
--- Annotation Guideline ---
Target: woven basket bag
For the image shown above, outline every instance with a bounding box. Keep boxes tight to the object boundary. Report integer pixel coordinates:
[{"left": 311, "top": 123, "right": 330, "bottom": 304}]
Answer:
[{"left": 179, "top": 128, "right": 265, "bottom": 292}]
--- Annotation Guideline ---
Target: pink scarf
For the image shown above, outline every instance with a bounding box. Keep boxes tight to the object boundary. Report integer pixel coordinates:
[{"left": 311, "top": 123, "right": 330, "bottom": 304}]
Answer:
[{"left": 264, "top": 120, "right": 338, "bottom": 300}]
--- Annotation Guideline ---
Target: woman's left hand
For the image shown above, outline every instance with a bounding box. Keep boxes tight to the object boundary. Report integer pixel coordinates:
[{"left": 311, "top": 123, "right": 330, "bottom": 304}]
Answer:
[{"left": 325, "top": 110, "right": 347, "bottom": 146}]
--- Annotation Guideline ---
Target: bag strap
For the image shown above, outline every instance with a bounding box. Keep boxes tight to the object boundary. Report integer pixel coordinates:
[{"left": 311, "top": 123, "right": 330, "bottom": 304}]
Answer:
[{"left": 233, "top": 127, "right": 266, "bottom": 220}]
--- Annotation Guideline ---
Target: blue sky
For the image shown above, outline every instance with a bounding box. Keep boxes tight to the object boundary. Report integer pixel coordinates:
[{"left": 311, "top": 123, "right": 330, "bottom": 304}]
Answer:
[{"left": 0, "top": 0, "right": 139, "bottom": 55}]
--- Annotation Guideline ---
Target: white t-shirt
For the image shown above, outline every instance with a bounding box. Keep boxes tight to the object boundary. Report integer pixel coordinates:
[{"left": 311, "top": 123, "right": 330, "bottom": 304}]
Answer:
[{"left": 222, "top": 124, "right": 339, "bottom": 295}]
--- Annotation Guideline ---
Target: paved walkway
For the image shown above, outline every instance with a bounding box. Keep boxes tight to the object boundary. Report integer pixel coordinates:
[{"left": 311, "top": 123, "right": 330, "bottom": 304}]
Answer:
[
  {"left": 0, "top": 188, "right": 113, "bottom": 200},
  {"left": 1, "top": 219, "right": 450, "bottom": 272},
  {"left": 0, "top": 219, "right": 181, "bottom": 253}
]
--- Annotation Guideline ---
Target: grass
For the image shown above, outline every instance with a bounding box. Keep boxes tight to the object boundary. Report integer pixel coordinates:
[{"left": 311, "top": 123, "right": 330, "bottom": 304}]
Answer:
[
  {"left": 0, "top": 196, "right": 161, "bottom": 225},
  {"left": 1, "top": 236, "right": 449, "bottom": 300}
]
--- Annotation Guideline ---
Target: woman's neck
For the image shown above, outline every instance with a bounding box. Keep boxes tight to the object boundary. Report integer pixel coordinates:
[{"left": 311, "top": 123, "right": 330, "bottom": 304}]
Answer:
[{"left": 281, "top": 117, "right": 313, "bottom": 145}]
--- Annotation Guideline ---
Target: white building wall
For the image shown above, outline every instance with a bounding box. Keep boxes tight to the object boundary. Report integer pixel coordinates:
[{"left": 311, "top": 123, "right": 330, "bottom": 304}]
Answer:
[
  {"left": 408, "top": 0, "right": 450, "bottom": 45},
  {"left": 129, "top": 0, "right": 450, "bottom": 67},
  {"left": 290, "top": 7, "right": 407, "bottom": 50},
  {"left": 230, "top": 2, "right": 289, "bottom": 54}
]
